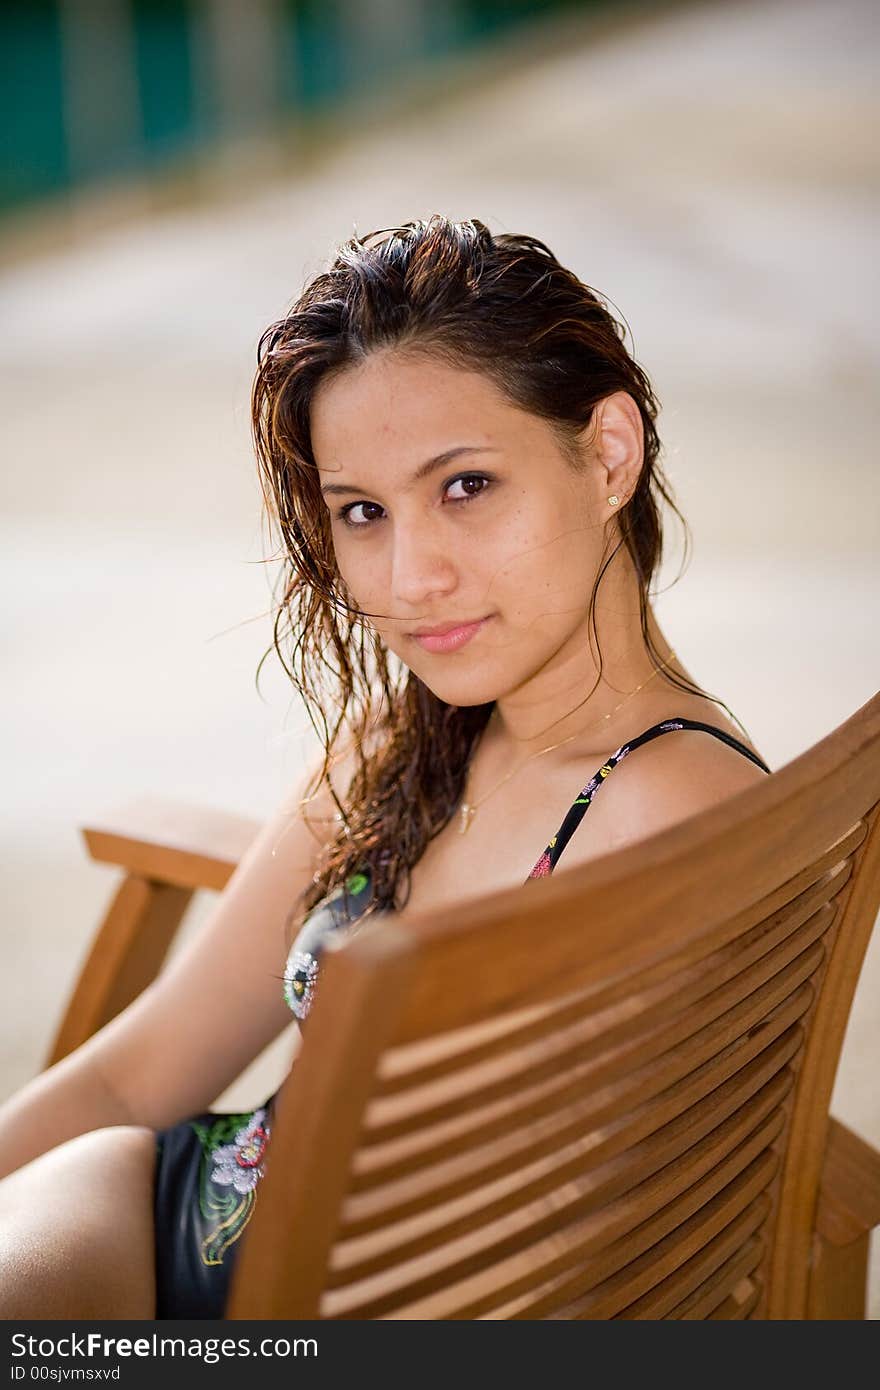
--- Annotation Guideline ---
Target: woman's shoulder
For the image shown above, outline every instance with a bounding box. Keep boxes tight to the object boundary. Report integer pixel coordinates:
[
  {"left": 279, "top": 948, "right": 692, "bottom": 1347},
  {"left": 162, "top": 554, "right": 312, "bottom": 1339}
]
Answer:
[{"left": 555, "top": 701, "right": 769, "bottom": 865}]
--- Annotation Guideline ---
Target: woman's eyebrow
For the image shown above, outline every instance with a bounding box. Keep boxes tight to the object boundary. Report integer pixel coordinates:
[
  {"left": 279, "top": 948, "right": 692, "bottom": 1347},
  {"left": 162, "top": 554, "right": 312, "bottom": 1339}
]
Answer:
[{"left": 319, "top": 445, "right": 499, "bottom": 497}]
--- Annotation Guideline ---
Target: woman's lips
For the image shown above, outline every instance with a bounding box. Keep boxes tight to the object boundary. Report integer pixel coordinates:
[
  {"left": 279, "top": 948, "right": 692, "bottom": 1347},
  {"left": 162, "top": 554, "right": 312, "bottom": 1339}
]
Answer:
[{"left": 409, "top": 616, "right": 490, "bottom": 654}]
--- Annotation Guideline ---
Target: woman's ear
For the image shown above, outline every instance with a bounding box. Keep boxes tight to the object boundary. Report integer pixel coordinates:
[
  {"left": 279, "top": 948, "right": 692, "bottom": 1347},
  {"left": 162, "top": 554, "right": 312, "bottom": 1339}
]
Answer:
[{"left": 594, "top": 391, "right": 644, "bottom": 502}]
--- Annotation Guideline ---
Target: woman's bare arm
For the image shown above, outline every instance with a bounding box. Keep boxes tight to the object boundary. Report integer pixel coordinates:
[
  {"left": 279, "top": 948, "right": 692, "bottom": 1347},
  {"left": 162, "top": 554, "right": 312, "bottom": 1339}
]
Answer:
[{"left": 0, "top": 745, "right": 355, "bottom": 1180}]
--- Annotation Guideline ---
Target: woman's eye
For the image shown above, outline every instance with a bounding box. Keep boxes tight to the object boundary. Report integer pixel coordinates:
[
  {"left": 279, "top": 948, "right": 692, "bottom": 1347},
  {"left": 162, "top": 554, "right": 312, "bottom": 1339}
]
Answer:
[
  {"left": 445, "top": 474, "right": 489, "bottom": 502},
  {"left": 338, "top": 501, "right": 384, "bottom": 528},
  {"left": 337, "top": 474, "right": 491, "bottom": 528}
]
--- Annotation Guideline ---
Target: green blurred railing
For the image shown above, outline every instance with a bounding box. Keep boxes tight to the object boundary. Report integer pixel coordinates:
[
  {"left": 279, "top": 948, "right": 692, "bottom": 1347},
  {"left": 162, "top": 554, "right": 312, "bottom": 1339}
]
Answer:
[{"left": 1, "top": 0, "right": 645, "bottom": 216}]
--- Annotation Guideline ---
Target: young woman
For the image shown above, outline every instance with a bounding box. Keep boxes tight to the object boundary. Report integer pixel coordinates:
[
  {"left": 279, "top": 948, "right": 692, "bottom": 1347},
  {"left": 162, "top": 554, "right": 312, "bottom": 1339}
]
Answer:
[{"left": 0, "top": 216, "right": 770, "bottom": 1318}]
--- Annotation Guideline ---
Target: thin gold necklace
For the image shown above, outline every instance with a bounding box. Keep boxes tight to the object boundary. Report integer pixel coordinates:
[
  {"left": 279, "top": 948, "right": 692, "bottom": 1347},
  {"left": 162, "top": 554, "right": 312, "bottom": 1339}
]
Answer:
[{"left": 457, "top": 651, "right": 677, "bottom": 835}]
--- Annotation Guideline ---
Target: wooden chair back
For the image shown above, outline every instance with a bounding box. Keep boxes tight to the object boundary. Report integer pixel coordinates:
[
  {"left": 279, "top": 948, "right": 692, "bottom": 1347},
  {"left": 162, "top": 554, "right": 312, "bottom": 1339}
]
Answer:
[{"left": 224, "top": 692, "right": 880, "bottom": 1319}]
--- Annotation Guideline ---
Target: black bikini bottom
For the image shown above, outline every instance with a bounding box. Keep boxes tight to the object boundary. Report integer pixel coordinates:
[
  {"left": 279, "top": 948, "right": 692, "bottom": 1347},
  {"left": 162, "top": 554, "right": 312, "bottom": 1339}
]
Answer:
[{"left": 153, "top": 1093, "right": 276, "bottom": 1319}]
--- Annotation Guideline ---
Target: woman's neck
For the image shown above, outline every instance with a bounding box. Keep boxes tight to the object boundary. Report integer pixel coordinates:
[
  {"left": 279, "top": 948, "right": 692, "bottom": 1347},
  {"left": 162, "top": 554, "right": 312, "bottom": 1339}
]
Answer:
[{"left": 490, "top": 596, "right": 682, "bottom": 757}]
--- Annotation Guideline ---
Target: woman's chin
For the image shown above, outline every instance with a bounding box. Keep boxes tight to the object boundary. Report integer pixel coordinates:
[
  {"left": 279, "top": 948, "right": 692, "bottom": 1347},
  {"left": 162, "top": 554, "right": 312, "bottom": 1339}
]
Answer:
[{"left": 406, "top": 668, "right": 501, "bottom": 708}]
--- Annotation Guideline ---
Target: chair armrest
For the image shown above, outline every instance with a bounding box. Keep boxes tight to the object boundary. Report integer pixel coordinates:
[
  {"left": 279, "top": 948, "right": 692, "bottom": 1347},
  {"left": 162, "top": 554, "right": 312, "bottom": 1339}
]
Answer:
[
  {"left": 45, "top": 799, "right": 261, "bottom": 1067},
  {"left": 815, "top": 1116, "right": 880, "bottom": 1246},
  {"left": 82, "top": 796, "right": 260, "bottom": 892}
]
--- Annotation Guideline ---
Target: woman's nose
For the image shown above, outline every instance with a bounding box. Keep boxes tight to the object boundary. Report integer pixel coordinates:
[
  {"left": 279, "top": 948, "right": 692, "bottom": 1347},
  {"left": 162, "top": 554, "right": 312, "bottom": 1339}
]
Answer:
[{"left": 389, "top": 520, "right": 458, "bottom": 607}]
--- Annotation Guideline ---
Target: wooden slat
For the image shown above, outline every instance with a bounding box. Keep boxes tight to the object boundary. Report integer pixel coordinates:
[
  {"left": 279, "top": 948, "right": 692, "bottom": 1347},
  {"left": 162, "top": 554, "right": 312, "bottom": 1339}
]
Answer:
[
  {"left": 617, "top": 1225, "right": 766, "bottom": 1321},
  {"left": 323, "top": 1094, "right": 786, "bottom": 1318},
  {"left": 670, "top": 1239, "right": 764, "bottom": 1318},
  {"left": 375, "top": 853, "right": 855, "bottom": 1094},
  {"left": 503, "top": 1159, "right": 774, "bottom": 1320},
  {"left": 339, "top": 1023, "right": 801, "bottom": 1243},
  {"left": 560, "top": 1212, "right": 767, "bottom": 1322},
  {"left": 348, "top": 987, "right": 812, "bottom": 1195},
  {"left": 332, "top": 1044, "right": 795, "bottom": 1285},
  {"left": 710, "top": 1278, "right": 761, "bottom": 1318},
  {"left": 498, "top": 1192, "right": 769, "bottom": 1321},
  {"left": 562, "top": 831, "right": 861, "bottom": 1023},
  {"left": 358, "top": 933, "right": 827, "bottom": 1145},
  {"left": 367, "top": 1132, "right": 781, "bottom": 1321}
]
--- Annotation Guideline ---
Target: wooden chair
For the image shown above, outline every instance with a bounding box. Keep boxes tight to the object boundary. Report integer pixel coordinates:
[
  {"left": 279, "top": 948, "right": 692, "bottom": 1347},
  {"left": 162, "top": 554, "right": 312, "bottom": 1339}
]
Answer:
[{"left": 47, "top": 693, "right": 880, "bottom": 1319}]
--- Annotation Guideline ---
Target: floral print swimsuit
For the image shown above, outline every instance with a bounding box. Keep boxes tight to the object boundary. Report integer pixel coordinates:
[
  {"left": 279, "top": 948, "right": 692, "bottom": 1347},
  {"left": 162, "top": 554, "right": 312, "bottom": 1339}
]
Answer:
[{"left": 152, "top": 717, "right": 770, "bottom": 1317}]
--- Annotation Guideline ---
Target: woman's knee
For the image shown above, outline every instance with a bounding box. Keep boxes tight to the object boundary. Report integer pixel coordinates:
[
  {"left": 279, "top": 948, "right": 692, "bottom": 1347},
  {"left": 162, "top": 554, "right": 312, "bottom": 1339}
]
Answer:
[
  {"left": 0, "top": 1123, "right": 156, "bottom": 1215},
  {"left": 0, "top": 1124, "right": 158, "bottom": 1318}
]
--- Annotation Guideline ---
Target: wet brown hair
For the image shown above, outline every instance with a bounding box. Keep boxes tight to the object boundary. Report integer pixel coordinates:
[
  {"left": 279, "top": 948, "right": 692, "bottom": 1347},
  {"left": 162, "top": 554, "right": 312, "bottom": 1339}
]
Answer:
[{"left": 251, "top": 215, "right": 735, "bottom": 934}]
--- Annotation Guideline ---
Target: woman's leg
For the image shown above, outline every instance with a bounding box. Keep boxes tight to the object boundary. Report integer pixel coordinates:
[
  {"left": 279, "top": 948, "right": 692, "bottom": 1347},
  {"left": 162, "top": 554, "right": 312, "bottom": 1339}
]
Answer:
[{"left": 0, "top": 1125, "right": 157, "bottom": 1318}]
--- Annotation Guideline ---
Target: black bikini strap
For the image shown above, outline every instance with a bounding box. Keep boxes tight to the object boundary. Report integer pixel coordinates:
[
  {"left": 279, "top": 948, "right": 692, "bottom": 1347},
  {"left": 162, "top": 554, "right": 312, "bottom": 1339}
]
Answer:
[
  {"left": 543, "top": 717, "right": 771, "bottom": 875},
  {"left": 622, "top": 719, "right": 771, "bottom": 775}
]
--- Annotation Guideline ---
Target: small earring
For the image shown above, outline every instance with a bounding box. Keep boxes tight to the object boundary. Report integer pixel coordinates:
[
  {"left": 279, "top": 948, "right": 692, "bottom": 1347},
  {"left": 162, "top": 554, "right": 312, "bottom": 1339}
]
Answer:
[{"left": 607, "top": 494, "right": 621, "bottom": 507}]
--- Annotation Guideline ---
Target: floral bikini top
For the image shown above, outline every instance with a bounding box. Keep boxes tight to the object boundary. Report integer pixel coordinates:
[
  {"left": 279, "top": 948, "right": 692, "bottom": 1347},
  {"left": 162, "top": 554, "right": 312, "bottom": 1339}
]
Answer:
[{"left": 282, "top": 717, "right": 771, "bottom": 1021}]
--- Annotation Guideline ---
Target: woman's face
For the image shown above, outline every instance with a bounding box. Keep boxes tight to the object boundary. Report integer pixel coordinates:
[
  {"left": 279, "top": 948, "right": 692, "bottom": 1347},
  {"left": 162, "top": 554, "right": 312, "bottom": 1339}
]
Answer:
[{"left": 310, "top": 350, "right": 619, "bottom": 709}]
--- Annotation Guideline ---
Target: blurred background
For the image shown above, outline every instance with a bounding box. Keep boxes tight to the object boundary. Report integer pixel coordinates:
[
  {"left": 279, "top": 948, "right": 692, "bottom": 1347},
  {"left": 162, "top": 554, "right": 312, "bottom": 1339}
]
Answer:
[{"left": 1, "top": 0, "right": 878, "bottom": 1309}]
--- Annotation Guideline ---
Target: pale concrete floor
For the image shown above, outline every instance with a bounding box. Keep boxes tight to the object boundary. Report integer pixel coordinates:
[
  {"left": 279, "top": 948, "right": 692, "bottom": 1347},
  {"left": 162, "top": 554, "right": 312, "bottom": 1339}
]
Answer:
[{"left": 1, "top": 0, "right": 878, "bottom": 1312}]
